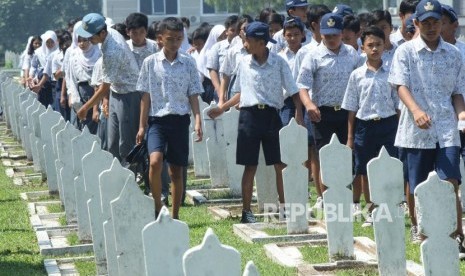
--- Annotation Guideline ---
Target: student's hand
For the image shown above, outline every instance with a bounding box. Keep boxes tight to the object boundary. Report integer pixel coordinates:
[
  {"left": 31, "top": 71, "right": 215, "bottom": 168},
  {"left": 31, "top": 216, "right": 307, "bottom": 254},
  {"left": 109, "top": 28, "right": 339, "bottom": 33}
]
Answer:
[
  {"left": 194, "top": 123, "right": 203, "bottom": 142},
  {"left": 77, "top": 106, "right": 87, "bottom": 121},
  {"left": 60, "top": 96, "right": 67, "bottom": 108},
  {"left": 412, "top": 109, "right": 431, "bottom": 129},
  {"left": 346, "top": 137, "right": 354, "bottom": 149},
  {"left": 294, "top": 109, "right": 304, "bottom": 126},
  {"left": 306, "top": 103, "right": 321, "bottom": 122},
  {"left": 458, "top": 112, "right": 465, "bottom": 132},
  {"left": 187, "top": 46, "right": 196, "bottom": 54},
  {"left": 136, "top": 127, "right": 145, "bottom": 145},
  {"left": 30, "top": 84, "right": 41, "bottom": 93},
  {"left": 92, "top": 110, "right": 100, "bottom": 123},
  {"left": 102, "top": 97, "right": 109, "bottom": 118},
  {"left": 207, "top": 107, "right": 224, "bottom": 119}
]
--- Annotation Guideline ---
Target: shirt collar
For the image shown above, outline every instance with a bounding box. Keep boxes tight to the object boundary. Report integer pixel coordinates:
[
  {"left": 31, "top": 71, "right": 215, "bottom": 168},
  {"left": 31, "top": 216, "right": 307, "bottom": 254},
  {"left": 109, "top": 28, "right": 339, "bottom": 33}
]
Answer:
[
  {"left": 412, "top": 36, "right": 446, "bottom": 52},
  {"left": 156, "top": 49, "right": 185, "bottom": 64},
  {"left": 361, "top": 60, "right": 389, "bottom": 73},
  {"left": 316, "top": 42, "right": 348, "bottom": 58},
  {"left": 249, "top": 50, "right": 277, "bottom": 67}
]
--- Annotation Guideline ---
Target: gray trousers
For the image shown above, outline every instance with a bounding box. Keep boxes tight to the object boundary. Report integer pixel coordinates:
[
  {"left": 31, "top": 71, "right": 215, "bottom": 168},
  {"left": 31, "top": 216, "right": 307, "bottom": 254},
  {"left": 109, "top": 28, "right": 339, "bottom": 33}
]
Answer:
[{"left": 107, "top": 91, "right": 141, "bottom": 161}]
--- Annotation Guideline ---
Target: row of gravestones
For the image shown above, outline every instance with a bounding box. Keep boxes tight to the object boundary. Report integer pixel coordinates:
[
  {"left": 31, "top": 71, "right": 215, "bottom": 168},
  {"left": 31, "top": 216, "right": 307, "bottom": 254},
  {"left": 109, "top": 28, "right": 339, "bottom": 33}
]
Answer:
[{"left": 0, "top": 77, "right": 260, "bottom": 276}]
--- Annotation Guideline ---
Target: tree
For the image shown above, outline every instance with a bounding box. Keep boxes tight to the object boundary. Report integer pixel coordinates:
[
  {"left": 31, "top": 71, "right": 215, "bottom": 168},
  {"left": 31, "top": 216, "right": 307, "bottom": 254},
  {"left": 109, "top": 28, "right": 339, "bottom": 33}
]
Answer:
[
  {"left": 204, "top": 0, "right": 285, "bottom": 15},
  {"left": 0, "top": 0, "right": 101, "bottom": 65}
]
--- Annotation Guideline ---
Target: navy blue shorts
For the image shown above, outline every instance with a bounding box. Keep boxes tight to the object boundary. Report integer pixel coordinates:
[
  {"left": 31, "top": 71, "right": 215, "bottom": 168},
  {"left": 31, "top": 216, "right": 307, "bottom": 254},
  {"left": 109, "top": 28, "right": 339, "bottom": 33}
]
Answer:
[
  {"left": 354, "top": 115, "right": 398, "bottom": 175},
  {"left": 398, "top": 147, "right": 409, "bottom": 182},
  {"left": 146, "top": 114, "right": 190, "bottom": 166},
  {"left": 280, "top": 97, "right": 315, "bottom": 146},
  {"left": 406, "top": 145, "right": 461, "bottom": 194},
  {"left": 237, "top": 105, "right": 282, "bottom": 166},
  {"left": 312, "top": 106, "right": 348, "bottom": 150}
]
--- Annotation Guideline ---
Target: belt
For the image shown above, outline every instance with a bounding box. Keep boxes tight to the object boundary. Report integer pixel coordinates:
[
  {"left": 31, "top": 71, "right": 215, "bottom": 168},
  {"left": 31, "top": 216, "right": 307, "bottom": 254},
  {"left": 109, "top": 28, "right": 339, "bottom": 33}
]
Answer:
[
  {"left": 257, "top": 104, "right": 267, "bottom": 109},
  {"left": 243, "top": 104, "right": 275, "bottom": 110},
  {"left": 372, "top": 117, "right": 381, "bottom": 121},
  {"left": 333, "top": 105, "right": 341, "bottom": 111},
  {"left": 321, "top": 105, "right": 342, "bottom": 111}
]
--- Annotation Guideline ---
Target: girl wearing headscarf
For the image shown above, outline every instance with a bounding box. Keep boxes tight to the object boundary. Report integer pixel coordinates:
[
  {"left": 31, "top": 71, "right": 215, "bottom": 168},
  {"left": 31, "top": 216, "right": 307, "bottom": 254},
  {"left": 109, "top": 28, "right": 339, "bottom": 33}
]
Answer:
[
  {"left": 29, "top": 30, "right": 58, "bottom": 106},
  {"left": 67, "top": 31, "right": 101, "bottom": 134},
  {"left": 21, "top": 36, "right": 42, "bottom": 86},
  {"left": 196, "top": 24, "right": 225, "bottom": 104}
]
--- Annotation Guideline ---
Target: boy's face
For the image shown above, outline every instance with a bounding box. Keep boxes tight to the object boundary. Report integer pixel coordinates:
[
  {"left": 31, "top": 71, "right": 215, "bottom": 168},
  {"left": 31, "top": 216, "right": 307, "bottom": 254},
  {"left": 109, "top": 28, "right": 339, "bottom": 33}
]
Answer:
[
  {"left": 284, "top": 27, "right": 304, "bottom": 50},
  {"left": 441, "top": 15, "right": 458, "bottom": 42},
  {"left": 415, "top": 17, "right": 442, "bottom": 44},
  {"left": 375, "top": 20, "right": 392, "bottom": 46},
  {"left": 361, "top": 34, "right": 384, "bottom": 61},
  {"left": 322, "top": 33, "right": 342, "bottom": 51},
  {"left": 289, "top": 7, "right": 308, "bottom": 23},
  {"left": 158, "top": 30, "right": 184, "bottom": 53},
  {"left": 244, "top": 37, "right": 264, "bottom": 55},
  {"left": 341, "top": 29, "right": 359, "bottom": 49},
  {"left": 269, "top": 22, "right": 282, "bottom": 38},
  {"left": 225, "top": 26, "right": 237, "bottom": 42},
  {"left": 127, "top": 26, "right": 147, "bottom": 46}
]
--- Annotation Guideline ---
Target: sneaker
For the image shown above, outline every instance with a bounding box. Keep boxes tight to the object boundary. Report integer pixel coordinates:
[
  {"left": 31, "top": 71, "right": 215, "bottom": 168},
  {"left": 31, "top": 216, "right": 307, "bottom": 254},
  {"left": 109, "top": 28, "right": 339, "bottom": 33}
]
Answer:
[
  {"left": 241, "top": 210, "right": 256, "bottom": 224},
  {"left": 400, "top": 201, "right": 409, "bottom": 215},
  {"left": 353, "top": 203, "right": 362, "bottom": 217},
  {"left": 410, "top": 225, "right": 422, "bottom": 244},
  {"left": 456, "top": 234, "right": 465, "bottom": 260},
  {"left": 161, "top": 194, "right": 169, "bottom": 206},
  {"left": 313, "top": 196, "right": 324, "bottom": 210},
  {"left": 361, "top": 213, "right": 373, "bottom": 227}
]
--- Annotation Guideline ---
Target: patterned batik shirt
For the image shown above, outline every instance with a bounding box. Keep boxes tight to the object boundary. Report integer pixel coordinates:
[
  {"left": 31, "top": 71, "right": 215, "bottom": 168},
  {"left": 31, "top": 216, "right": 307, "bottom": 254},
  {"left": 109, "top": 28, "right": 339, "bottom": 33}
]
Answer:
[
  {"left": 219, "top": 43, "right": 248, "bottom": 77},
  {"left": 231, "top": 52, "right": 298, "bottom": 109},
  {"left": 127, "top": 38, "right": 158, "bottom": 69},
  {"left": 136, "top": 50, "right": 203, "bottom": 117},
  {"left": 296, "top": 43, "right": 361, "bottom": 107},
  {"left": 269, "top": 29, "right": 313, "bottom": 53},
  {"left": 388, "top": 36, "right": 465, "bottom": 149},
  {"left": 342, "top": 62, "right": 398, "bottom": 120},
  {"left": 101, "top": 28, "right": 140, "bottom": 94},
  {"left": 206, "top": 39, "right": 232, "bottom": 77}
]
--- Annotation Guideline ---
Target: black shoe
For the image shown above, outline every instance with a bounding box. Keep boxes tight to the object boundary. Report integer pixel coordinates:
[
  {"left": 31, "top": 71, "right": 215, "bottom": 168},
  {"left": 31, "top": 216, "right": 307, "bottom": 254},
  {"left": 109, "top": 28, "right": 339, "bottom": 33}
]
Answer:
[
  {"left": 240, "top": 210, "right": 256, "bottom": 223},
  {"left": 456, "top": 234, "right": 465, "bottom": 260}
]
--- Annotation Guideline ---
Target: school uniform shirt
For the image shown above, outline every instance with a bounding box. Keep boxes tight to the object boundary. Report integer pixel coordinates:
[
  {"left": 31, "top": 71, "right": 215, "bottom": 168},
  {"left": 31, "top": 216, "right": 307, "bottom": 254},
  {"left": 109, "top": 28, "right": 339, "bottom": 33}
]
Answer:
[
  {"left": 342, "top": 62, "right": 398, "bottom": 120},
  {"left": 219, "top": 43, "right": 248, "bottom": 77},
  {"left": 292, "top": 41, "right": 318, "bottom": 79},
  {"left": 206, "top": 39, "right": 233, "bottom": 77},
  {"left": 51, "top": 51, "right": 64, "bottom": 78},
  {"left": 453, "top": 40, "right": 465, "bottom": 61},
  {"left": 101, "top": 28, "right": 140, "bottom": 94},
  {"left": 136, "top": 50, "right": 203, "bottom": 117},
  {"left": 91, "top": 57, "right": 103, "bottom": 87},
  {"left": 127, "top": 38, "right": 158, "bottom": 69},
  {"left": 269, "top": 29, "right": 313, "bottom": 53},
  {"left": 296, "top": 43, "right": 360, "bottom": 107},
  {"left": 390, "top": 28, "right": 405, "bottom": 47},
  {"left": 388, "top": 36, "right": 465, "bottom": 149},
  {"left": 231, "top": 52, "right": 298, "bottom": 109},
  {"left": 44, "top": 51, "right": 58, "bottom": 81},
  {"left": 359, "top": 43, "right": 398, "bottom": 69},
  {"left": 279, "top": 47, "right": 298, "bottom": 79}
]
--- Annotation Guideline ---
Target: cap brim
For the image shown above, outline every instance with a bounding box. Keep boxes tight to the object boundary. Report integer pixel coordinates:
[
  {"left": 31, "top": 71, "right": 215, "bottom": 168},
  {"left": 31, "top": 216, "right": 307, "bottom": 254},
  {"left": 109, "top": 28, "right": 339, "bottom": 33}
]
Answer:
[
  {"left": 75, "top": 25, "right": 94, "bottom": 38},
  {"left": 320, "top": 29, "right": 342, "bottom": 35},
  {"left": 267, "top": 38, "right": 277, "bottom": 44},
  {"left": 417, "top": 12, "right": 442, "bottom": 22}
]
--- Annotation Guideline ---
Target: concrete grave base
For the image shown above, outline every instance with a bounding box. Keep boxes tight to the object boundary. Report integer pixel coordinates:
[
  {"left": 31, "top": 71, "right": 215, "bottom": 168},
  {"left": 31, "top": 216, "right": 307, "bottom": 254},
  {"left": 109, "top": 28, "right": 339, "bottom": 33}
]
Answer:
[
  {"left": 233, "top": 221, "right": 327, "bottom": 244},
  {"left": 44, "top": 256, "right": 94, "bottom": 276},
  {"left": 208, "top": 204, "right": 278, "bottom": 220},
  {"left": 5, "top": 164, "right": 35, "bottom": 177},
  {"left": 36, "top": 227, "right": 93, "bottom": 256},
  {"left": 186, "top": 187, "right": 254, "bottom": 205},
  {"left": 2, "top": 159, "right": 32, "bottom": 167},
  {"left": 20, "top": 190, "right": 59, "bottom": 202},
  {"left": 13, "top": 173, "right": 43, "bottom": 185}
]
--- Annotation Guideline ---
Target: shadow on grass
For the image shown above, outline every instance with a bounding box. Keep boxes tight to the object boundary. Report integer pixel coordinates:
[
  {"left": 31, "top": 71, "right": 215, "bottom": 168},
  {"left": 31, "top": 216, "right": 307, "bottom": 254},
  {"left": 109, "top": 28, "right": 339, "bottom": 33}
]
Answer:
[
  {"left": 0, "top": 198, "right": 20, "bottom": 203},
  {"left": 0, "top": 260, "right": 46, "bottom": 276},
  {"left": 0, "top": 249, "right": 37, "bottom": 256}
]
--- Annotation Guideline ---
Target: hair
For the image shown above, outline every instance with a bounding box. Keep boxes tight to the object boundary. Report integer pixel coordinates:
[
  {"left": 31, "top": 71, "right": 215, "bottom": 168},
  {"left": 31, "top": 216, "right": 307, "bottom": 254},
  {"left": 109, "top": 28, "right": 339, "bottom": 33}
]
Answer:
[
  {"left": 180, "top": 17, "right": 190, "bottom": 28},
  {"left": 112, "top": 23, "right": 129, "bottom": 40},
  {"left": 370, "top": 10, "right": 392, "bottom": 26},
  {"left": 58, "top": 31, "right": 72, "bottom": 53},
  {"left": 358, "top": 12, "right": 374, "bottom": 26},
  {"left": 224, "top": 15, "right": 239, "bottom": 29},
  {"left": 399, "top": 0, "right": 420, "bottom": 15},
  {"left": 307, "top": 4, "right": 331, "bottom": 30},
  {"left": 125, "top": 12, "right": 148, "bottom": 30},
  {"left": 147, "top": 21, "right": 160, "bottom": 40},
  {"left": 258, "top": 8, "right": 276, "bottom": 22},
  {"left": 67, "top": 17, "right": 81, "bottom": 30},
  {"left": 235, "top": 15, "right": 254, "bottom": 34},
  {"left": 267, "top": 13, "right": 285, "bottom": 27},
  {"left": 28, "top": 35, "right": 41, "bottom": 55},
  {"left": 199, "top": 22, "right": 211, "bottom": 28},
  {"left": 361, "top": 25, "right": 386, "bottom": 44},
  {"left": 283, "top": 17, "right": 305, "bottom": 33},
  {"left": 342, "top": 15, "right": 360, "bottom": 33},
  {"left": 157, "top": 17, "right": 184, "bottom": 34},
  {"left": 191, "top": 26, "right": 210, "bottom": 42}
]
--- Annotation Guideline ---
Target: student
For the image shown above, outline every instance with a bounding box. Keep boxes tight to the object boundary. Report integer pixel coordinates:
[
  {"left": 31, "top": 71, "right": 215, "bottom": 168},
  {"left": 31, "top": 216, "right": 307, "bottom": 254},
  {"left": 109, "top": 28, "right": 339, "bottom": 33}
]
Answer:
[
  {"left": 267, "top": 13, "right": 285, "bottom": 37},
  {"left": 369, "top": 10, "right": 397, "bottom": 67},
  {"left": 206, "top": 15, "right": 238, "bottom": 105},
  {"left": 270, "top": 0, "right": 312, "bottom": 53},
  {"left": 342, "top": 15, "right": 361, "bottom": 53},
  {"left": 75, "top": 13, "right": 141, "bottom": 163},
  {"left": 388, "top": 0, "right": 465, "bottom": 256},
  {"left": 342, "top": 26, "right": 399, "bottom": 227},
  {"left": 209, "top": 22, "right": 302, "bottom": 223},
  {"left": 21, "top": 36, "right": 41, "bottom": 87},
  {"left": 125, "top": 13, "right": 158, "bottom": 69},
  {"left": 297, "top": 13, "right": 360, "bottom": 209},
  {"left": 357, "top": 12, "right": 374, "bottom": 34},
  {"left": 390, "top": 0, "right": 419, "bottom": 46},
  {"left": 136, "top": 17, "right": 203, "bottom": 219},
  {"left": 51, "top": 31, "right": 72, "bottom": 121}
]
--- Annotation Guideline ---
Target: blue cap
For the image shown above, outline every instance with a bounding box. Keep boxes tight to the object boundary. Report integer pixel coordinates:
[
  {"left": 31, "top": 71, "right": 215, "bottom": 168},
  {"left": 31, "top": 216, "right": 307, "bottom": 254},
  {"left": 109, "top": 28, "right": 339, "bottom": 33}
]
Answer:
[
  {"left": 76, "top": 13, "right": 106, "bottom": 38},
  {"left": 320, "top": 13, "right": 343, "bottom": 35},
  {"left": 415, "top": 0, "right": 442, "bottom": 22},
  {"left": 333, "top": 4, "right": 354, "bottom": 17},
  {"left": 406, "top": 14, "right": 416, "bottom": 33},
  {"left": 442, "top": 4, "right": 458, "bottom": 22},
  {"left": 283, "top": 17, "right": 307, "bottom": 42},
  {"left": 285, "top": 0, "right": 308, "bottom": 10},
  {"left": 245, "top": 22, "right": 277, "bottom": 44}
]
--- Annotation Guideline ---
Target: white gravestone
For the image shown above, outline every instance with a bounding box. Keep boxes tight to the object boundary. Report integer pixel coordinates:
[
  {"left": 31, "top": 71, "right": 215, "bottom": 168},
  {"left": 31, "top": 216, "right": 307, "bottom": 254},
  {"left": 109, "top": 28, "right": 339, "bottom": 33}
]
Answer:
[
  {"left": 203, "top": 103, "right": 229, "bottom": 187},
  {"left": 319, "top": 134, "right": 354, "bottom": 259},
  {"left": 19, "top": 94, "right": 34, "bottom": 157},
  {"left": 27, "top": 101, "right": 41, "bottom": 170},
  {"left": 51, "top": 118, "right": 66, "bottom": 202},
  {"left": 243, "top": 261, "right": 260, "bottom": 276},
  {"left": 10, "top": 88, "right": 24, "bottom": 138},
  {"left": 99, "top": 159, "right": 133, "bottom": 276},
  {"left": 280, "top": 118, "right": 309, "bottom": 234},
  {"left": 14, "top": 89, "right": 29, "bottom": 139},
  {"left": 367, "top": 148, "right": 406, "bottom": 276},
  {"left": 183, "top": 228, "right": 241, "bottom": 276},
  {"left": 415, "top": 172, "right": 459, "bottom": 276},
  {"left": 111, "top": 176, "right": 154, "bottom": 276},
  {"left": 56, "top": 122, "right": 81, "bottom": 222},
  {"left": 142, "top": 206, "right": 189, "bottom": 276},
  {"left": 32, "top": 103, "right": 46, "bottom": 176},
  {"left": 256, "top": 145, "right": 279, "bottom": 212},
  {"left": 459, "top": 157, "right": 465, "bottom": 210},
  {"left": 72, "top": 127, "right": 100, "bottom": 241},
  {"left": 39, "top": 107, "right": 61, "bottom": 192},
  {"left": 82, "top": 142, "right": 114, "bottom": 275},
  {"left": 222, "top": 107, "right": 242, "bottom": 196},
  {"left": 192, "top": 98, "right": 210, "bottom": 177}
]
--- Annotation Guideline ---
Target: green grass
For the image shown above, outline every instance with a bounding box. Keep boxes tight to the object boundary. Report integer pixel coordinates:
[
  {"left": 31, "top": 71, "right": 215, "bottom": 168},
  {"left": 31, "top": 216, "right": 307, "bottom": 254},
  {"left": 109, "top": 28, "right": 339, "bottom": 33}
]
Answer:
[
  {"left": 300, "top": 245, "right": 328, "bottom": 264},
  {"left": 67, "top": 233, "right": 79, "bottom": 246},
  {"left": 262, "top": 227, "right": 288, "bottom": 236},
  {"left": 74, "top": 260, "right": 96, "bottom": 276},
  {"left": 58, "top": 215, "right": 67, "bottom": 226},
  {"left": 46, "top": 203, "right": 63, "bottom": 213}
]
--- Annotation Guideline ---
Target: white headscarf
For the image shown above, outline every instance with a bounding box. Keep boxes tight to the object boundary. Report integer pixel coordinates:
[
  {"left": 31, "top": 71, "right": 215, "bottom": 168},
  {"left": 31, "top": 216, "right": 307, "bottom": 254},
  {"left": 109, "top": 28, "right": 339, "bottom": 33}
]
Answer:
[
  {"left": 71, "top": 21, "right": 82, "bottom": 50},
  {"left": 35, "top": 30, "right": 58, "bottom": 66},
  {"left": 71, "top": 21, "right": 101, "bottom": 69},
  {"left": 197, "top": 24, "right": 225, "bottom": 78}
]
